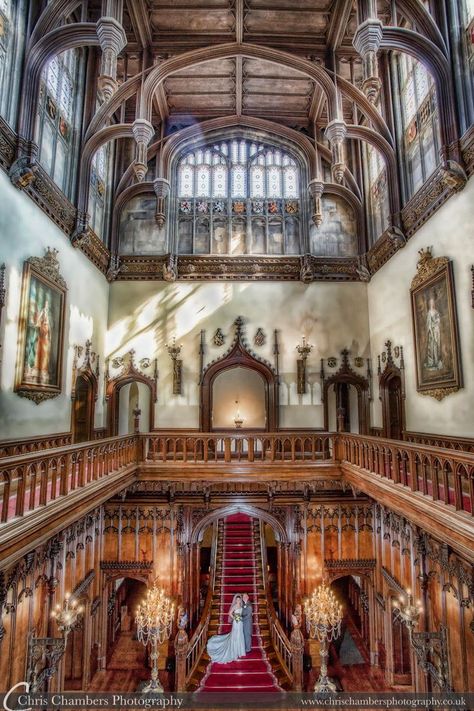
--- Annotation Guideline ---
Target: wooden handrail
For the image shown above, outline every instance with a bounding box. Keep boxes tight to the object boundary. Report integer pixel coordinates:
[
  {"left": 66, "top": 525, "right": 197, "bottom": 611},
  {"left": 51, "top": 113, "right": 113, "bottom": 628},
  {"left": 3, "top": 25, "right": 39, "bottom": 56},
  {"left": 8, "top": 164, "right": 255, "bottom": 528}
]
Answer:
[
  {"left": 184, "top": 519, "right": 220, "bottom": 687},
  {"left": 338, "top": 433, "right": 474, "bottom": 515},
  {"left": 0, "top": 435, "right": 139, "bottom": 524},
  {"left": 143, "top": 431, "right": 334, "bottom": 464},
  {"left": 258, "top": 520, "right": 296, "bottom": 688}
]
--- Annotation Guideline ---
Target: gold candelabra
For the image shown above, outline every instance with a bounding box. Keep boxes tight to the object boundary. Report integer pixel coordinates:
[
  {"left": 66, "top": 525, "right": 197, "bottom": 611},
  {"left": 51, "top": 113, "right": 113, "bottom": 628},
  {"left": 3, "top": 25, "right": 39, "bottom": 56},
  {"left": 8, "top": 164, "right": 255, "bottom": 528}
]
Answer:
[
  {"left": 296, "top": 336, "right": 313, "bottom": 394},
  {"left": 304, "top": 583, "right": 343, "bottom": 693},
  {"left": 392, "top": 588, "right": 422, "bottom": 629},
  {"left": 50, "top": 591, "right": 84, "bottom": 638},
  {"left": 136, "top": 584, "right": 174, "bottom": 693}
]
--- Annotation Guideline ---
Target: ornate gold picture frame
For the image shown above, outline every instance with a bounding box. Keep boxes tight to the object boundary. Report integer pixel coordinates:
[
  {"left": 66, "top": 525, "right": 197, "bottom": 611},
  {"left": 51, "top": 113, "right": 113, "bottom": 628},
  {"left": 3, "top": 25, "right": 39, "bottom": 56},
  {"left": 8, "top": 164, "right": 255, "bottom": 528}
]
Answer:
[
  {"left": 15, "top": 248, "right": 67, "bottom": 404},
  {"left": 410, "top": 248, "right": 462, "bottom": 401}
]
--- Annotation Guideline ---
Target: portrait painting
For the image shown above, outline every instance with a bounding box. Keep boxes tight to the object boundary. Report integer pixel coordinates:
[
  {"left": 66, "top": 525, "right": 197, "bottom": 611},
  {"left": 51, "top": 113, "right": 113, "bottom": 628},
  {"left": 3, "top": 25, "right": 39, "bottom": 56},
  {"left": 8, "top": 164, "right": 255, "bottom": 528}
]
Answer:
[
  {"left": 411, "top": 255, "right": 462, "bottom": 399},
  {"left": 15, "top": 250, "right": 67, "bottom": 403}
]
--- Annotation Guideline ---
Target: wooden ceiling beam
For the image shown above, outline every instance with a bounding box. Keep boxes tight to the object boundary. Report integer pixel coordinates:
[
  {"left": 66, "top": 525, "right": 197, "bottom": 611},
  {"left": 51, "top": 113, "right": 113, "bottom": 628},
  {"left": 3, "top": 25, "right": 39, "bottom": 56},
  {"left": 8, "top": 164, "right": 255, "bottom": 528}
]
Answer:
[
  {"left": 326, "top": 0, "right": 353, "bottom": 51},
  {"left": 126, "top": 0, "right": 152, "bottom": 49},
  {"left": 235, "top": 56, "right": 243, "bottom": 116}
]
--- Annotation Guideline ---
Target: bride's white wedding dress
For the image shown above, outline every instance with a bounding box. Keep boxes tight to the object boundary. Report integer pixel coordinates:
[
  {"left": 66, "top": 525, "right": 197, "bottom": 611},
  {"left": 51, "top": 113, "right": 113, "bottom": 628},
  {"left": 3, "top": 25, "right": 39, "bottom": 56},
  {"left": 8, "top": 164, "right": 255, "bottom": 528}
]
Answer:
[{"left": 207, "top": 608, "right": 246, "bottom": 663}]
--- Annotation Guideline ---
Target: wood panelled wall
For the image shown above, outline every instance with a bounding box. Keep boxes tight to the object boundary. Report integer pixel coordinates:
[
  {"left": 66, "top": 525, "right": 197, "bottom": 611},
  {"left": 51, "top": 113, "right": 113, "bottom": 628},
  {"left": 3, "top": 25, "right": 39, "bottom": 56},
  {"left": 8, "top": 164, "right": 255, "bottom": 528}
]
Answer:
[{"left": 0, "top": 498, "right": 472, "bottom": 692}]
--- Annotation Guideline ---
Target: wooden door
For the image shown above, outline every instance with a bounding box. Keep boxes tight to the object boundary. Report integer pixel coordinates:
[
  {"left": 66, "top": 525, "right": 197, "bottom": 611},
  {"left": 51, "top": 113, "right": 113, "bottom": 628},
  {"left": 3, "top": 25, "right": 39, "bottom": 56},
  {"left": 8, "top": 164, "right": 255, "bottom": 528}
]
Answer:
[{"left": 73, "top": 375, "right": 93, "bottom": 443}]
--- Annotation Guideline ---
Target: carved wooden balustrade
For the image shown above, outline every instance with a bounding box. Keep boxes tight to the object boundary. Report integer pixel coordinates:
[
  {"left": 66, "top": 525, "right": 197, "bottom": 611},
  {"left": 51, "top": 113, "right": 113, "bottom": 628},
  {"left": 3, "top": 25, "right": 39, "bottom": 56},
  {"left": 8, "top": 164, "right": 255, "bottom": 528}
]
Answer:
[
  {"left": 0, "top": 435, "right": 139, "bottom": 524},
  {"left": 0, "top": 432, "right": 73, "bottom": 458},
  {"left": 143, "top": 431, "right": 334, "bottom": 464},
  {"left": 337, "top": 433, "right": 474, "bottom": 515}
]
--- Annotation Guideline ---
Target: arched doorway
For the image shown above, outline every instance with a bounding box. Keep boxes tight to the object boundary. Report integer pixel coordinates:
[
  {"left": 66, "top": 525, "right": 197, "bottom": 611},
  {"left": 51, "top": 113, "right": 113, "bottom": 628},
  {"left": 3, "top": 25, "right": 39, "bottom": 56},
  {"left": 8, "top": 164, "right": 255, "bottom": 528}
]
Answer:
[
  {"left": 72, "top": 374, "right": 95, "bottom": 443},
  {"left": 105, "top": 351, "right": 157, "bottom": 436},
  {"left": 200, "top": 318, "right": 279, "bottom": 432},
  {"left": 379, "top": 341, "right": 406, "bottom": 441},
  {"left": 212, "top": 366, "right": 266, "bottom": 430},
  {"left": 323, "top": 350, "right": 370, "bottom": 434},
  {"left": 116, "top": 380, "right": 151, "bottom": 435}
]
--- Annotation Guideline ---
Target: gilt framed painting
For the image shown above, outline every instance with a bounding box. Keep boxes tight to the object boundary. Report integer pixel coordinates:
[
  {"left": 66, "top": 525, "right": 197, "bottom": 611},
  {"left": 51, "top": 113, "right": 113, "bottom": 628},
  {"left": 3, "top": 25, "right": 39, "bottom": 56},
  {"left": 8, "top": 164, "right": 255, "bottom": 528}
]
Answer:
[
  {"left": 410, "top": 249, "right": 462, "bottom": 400},
  {"left": 15, "top": 248, "right": 67, "bottom": 404}
]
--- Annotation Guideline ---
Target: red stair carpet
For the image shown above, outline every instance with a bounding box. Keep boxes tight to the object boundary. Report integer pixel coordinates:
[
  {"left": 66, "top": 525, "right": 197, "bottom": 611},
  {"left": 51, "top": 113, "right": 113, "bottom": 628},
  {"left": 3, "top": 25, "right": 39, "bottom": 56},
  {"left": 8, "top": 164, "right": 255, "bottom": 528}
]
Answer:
[{"left": 199, "top": 513, "right": 282, "bottom": 693}]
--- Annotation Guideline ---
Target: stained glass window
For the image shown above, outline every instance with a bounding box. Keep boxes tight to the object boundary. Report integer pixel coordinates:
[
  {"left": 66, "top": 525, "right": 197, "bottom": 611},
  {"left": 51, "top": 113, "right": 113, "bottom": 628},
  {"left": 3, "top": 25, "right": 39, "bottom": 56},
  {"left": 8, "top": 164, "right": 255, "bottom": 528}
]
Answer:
[
  {"left": 231, "top": 165, "right": 246, "bottom": 197},
  {"left": 37, "top": 49, "right": 81, "bottom": 197},
  {"left": 175, "top": 136, "right": 302, "bottom": 256},
  {"left": 89, "top": 144, "right": 112, "bottom": 241},
  {"left": 364, "top": 144, "right": 389, "bottom": 244},
  {"left": 394, "top": 52, "right": 440, "bottom": 199},
  {"left": 0, "top": 0, "right": 11, "bottom": 118}
]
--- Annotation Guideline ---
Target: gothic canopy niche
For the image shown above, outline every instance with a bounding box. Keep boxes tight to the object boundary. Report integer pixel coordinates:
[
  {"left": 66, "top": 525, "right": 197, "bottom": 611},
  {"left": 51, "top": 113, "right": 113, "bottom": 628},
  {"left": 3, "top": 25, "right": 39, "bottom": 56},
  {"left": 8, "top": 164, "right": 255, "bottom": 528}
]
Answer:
[
  {"left": 200, "top": 317, "right": 279, "bottom": 432},
  {"left": 105, "top": 350, "right": 158, "bottom": 435}
]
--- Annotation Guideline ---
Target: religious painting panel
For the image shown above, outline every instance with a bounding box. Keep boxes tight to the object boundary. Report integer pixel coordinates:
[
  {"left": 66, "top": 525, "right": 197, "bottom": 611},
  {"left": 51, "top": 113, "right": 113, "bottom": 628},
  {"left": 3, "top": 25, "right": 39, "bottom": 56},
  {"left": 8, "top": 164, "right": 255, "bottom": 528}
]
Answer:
[
  {"left": 15, "top": 249, "right": 67, "bottom": 404},
  {"left": 410, "top": 251, "right": 462, "bottom": 400},
  {"left": 231, "top": 218, "right": 247, "bottom": 255},
  {"left": 119, "top": 195, "right": 166, "bottom": 254},
  {"left": 212, "top": 218, "right": 228, "bottom": 254},
  {"left": 310, "top": 196, "right": 357, "bottom": 257}
]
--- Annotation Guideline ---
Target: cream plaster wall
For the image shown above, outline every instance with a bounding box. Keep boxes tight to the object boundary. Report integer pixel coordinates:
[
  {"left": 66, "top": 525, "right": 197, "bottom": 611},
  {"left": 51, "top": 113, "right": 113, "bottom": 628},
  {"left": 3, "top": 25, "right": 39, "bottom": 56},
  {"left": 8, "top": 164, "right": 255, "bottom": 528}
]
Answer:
[
  {"left": 107, "top": 280, "right": 371, "bottom": 429},
  {"left": 0, "top": 171, "right": 109, "bottom": 439},
  {"left": 368, "top": 175, "right": 474, "bottom": 438}
]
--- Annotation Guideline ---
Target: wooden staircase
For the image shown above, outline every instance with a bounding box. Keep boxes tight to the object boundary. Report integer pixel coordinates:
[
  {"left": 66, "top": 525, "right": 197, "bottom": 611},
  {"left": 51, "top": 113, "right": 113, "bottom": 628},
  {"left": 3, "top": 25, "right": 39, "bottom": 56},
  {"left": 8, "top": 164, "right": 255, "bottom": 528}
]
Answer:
[{"left": 188, "top": 515, "right": 291, "bottom": 691}]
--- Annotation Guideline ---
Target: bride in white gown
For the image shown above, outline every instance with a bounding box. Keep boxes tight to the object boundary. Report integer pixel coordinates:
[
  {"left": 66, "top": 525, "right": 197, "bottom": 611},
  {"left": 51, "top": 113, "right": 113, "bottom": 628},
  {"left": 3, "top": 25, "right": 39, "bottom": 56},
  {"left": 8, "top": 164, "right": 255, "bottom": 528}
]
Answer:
[{"left": 207, "top": 594, "right": 246, "bottom": 663}]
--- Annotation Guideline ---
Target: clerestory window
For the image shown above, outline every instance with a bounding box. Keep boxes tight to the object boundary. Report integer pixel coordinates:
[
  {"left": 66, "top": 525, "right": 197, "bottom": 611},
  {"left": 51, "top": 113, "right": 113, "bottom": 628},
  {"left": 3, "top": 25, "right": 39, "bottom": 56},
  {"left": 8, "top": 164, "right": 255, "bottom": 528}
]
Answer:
[{"left": 175, "top": 138, "right": 302, "bottom": 256}]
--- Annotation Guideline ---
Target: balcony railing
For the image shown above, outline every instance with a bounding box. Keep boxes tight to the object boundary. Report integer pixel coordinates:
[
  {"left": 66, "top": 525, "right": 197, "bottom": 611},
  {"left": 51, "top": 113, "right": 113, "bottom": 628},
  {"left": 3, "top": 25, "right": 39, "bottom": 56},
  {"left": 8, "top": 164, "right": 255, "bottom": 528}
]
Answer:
[
  {"left": 142, "top": 431, "right": 334, "bottom": 464},
  {"left": 0, "top": 435, "right": 139, "bottom": 525},
  {"left": 338, "top": 433, "right": 474, "bottom": 515},
  {"left": 1, "top": 430, "right": 473, "bottom": 527}
]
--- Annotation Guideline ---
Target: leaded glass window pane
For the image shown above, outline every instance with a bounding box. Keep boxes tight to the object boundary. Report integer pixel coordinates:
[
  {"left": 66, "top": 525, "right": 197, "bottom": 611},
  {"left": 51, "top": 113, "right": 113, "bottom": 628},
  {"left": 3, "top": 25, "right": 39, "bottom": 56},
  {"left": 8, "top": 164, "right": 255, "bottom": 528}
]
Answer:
[
  {"left": 212, "top": 164, "right": 227, "bottom": 197},
  {"left": 46, "top": 57, "right": 60, "bottom": 98},
  {"left": 250, "top": 165, "right": 265, "bottom": 198},
  {"left": 179, "top": 165, "right": 194, "bottom": 197},
  {"left": 231, "top": 165, "right": 246, "bottom": 197},
  {"left": 283, "top": 166, "right": 298, "bottom": 198},
  {"left": 267, "top": 166, "right": 282, "bottom": 198},
  {"left": 196, "top": 165, "right": 210, "bottom": 196}
]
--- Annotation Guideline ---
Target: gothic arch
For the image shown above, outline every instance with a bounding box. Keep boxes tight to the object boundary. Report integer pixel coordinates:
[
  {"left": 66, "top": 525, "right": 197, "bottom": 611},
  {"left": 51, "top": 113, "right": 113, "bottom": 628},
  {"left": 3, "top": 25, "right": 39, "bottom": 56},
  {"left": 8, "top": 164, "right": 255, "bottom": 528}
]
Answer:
[
  {"left": 323, "top": 351, "right": 370, "bottom": 434},
  {"left": 190, "top": 503, "right": 288, "bottom": 545},
  {"left": 200, "top": 318, "right": 279, "bottom": 432}
]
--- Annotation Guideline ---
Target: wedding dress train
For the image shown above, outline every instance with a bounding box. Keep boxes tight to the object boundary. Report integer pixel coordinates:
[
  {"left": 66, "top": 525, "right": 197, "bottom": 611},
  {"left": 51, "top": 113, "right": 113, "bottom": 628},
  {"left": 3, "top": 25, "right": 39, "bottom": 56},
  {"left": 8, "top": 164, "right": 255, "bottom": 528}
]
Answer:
[{"left": 207, "top": 616, "right": 246, "bottom": 663}]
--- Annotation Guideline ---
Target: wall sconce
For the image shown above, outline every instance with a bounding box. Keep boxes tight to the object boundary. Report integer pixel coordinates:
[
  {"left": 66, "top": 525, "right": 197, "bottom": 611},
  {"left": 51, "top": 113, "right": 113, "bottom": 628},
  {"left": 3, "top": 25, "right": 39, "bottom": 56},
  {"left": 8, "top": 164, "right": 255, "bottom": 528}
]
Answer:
[
  {"left": 26, "top": 592, "right": 84, "bottom": 692},
  {"left": 296, "top": 335, "right": 313, "bottom": 394},
  {"left": 392, "top": 588, "right": 422, "bottom": 629},
  {"left": 166, "top": 337, "right": 183, "bottom": 395},
  {"left": 234, "top": 399, "right": 244, "bottom": 428}
]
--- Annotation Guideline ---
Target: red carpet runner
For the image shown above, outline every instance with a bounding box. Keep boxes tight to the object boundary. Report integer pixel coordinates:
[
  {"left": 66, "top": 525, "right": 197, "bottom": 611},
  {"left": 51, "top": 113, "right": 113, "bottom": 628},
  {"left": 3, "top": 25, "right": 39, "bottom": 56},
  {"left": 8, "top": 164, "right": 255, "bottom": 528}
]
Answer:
[{"left": 199, "top": 513, "right": 281, "bottom": 692}]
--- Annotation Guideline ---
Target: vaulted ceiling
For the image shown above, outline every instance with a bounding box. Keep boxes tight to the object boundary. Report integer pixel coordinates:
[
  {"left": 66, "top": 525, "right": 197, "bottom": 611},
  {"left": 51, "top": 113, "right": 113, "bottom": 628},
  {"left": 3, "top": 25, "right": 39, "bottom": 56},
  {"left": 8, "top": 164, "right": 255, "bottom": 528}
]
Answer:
[{"left": 104, "top": 0, "right": 393, "bottom": 134}]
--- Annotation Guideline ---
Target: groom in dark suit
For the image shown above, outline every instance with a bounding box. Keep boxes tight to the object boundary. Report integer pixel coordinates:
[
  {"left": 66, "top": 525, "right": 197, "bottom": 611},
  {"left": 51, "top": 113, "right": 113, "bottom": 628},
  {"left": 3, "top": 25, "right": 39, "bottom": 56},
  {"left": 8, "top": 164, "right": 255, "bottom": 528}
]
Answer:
[{"left": 241, "top": 593, "right": 253, "bottom": 654}]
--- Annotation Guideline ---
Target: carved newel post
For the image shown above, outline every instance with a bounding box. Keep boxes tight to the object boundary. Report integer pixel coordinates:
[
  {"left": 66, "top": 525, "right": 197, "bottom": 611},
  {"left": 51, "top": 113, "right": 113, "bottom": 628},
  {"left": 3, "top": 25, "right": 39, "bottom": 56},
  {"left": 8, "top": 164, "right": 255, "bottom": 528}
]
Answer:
[
  {"left": 174, "top": 608, "right": 189, "bottom": 692},
  {"left": 290, "top": 606, "right": 305, "bottom": 692}
]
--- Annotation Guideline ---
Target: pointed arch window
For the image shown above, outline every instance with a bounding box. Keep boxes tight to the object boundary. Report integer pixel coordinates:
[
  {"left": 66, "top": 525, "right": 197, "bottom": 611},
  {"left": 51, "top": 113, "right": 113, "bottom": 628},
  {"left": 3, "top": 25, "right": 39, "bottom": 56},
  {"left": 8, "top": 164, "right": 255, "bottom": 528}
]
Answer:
[
  {"left": 88, "top": 142, "right": 113, "bottom": 242},
  {"left": 364, "top": 143, "right": 389, "bottom": 244},
  {"left": 37, "top": 49, "right": 83, "bottom": 197},
  {"left": 392, "top": 53, "right": 440, "bottom": 199},
  {"left": 175, "top": 136, "right": 302, "bottom": 256}
]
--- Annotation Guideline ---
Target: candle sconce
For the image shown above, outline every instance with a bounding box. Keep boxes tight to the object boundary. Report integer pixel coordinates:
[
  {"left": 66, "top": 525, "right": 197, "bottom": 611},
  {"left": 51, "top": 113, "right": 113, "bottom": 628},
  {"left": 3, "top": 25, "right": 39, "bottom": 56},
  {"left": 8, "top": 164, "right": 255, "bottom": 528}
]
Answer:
[
  {"left": 234, "top": 400, "right": 244, "bottom": 428},
  {"left": 167, "top": 337, "right": 183, "bottom": 395},
  {"left": 296, "top": 336, "right": 313, "bottom": 394}
]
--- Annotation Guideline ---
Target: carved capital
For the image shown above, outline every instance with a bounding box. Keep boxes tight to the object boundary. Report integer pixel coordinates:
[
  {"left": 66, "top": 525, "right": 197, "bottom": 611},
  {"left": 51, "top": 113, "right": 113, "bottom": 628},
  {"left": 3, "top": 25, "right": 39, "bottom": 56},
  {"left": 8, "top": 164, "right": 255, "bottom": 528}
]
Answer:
[
  {"left": 96, "top": 17, "right": 127, "bottom": 55},
  {"left": 352, "top": 19, "right": 383, "bottom": 56}
]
